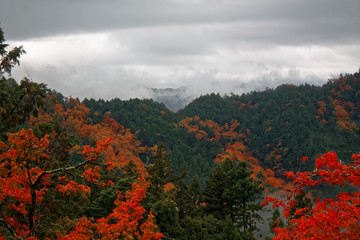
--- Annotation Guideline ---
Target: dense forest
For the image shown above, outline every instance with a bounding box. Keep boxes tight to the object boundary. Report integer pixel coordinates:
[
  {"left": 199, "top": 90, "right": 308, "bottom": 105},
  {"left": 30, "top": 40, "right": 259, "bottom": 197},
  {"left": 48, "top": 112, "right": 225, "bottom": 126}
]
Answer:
[
  {"left": 82, "top": 70, "right": 360, "bottom": 194},
  {"left": 1, "top": 27, "right": 359, "bottom": 239}
]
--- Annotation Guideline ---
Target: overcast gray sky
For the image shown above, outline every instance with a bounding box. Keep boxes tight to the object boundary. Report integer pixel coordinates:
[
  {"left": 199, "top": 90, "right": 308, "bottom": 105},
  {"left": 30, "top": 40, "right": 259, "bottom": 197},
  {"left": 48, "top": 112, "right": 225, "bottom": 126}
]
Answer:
[{"left": 1, "top": 0, "right": 359, "bottom": 103}]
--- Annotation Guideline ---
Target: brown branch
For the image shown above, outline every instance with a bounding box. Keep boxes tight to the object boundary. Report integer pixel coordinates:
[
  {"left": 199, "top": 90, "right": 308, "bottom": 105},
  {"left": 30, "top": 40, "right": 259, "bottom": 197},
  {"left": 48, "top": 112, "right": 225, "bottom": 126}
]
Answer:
[
  {"left": 32, "top": 159, "right": 90, "bottom": 187},
  {"left": 27, "top": 159, "right": 91, "bottom": 235},
  {"left": 26, "top": 158, "right": 108, "bottom": 235},
  {"left": 1, "top": 91, "right": 27, "bottom": 122},
  {"left": 0, "top": 217, "right": 17, "bottom": 237},
  {"left": 32, "top": 159, "right": 107, "bottom": 189}
]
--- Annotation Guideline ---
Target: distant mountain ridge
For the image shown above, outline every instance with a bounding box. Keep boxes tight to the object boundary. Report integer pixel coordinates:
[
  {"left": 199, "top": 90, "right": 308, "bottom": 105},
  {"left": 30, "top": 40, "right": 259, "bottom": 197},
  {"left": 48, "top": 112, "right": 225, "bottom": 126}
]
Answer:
[
  {"left": 80, "top": 71, "right": 360, "bottom": 194},
  {"left": 150, "top": 86, "right": 192, "bottom": 112}
]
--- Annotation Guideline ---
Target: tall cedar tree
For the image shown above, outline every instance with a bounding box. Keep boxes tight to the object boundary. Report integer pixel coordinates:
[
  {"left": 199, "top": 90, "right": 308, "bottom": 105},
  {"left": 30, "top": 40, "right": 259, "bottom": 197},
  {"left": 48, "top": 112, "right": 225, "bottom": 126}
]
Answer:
[
  {"left": 203, "top": 158, "right": 264, "bottom": 238},
  {"left": 145, "top": 143, "right": 185, "bottom": 204}
]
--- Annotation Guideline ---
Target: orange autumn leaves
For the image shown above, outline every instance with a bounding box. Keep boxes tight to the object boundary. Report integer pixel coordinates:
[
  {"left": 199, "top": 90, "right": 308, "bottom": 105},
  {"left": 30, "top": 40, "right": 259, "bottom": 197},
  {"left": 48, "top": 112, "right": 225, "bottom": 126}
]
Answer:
[
  {"left": 0, "top": 130, "right": 50, "bottom": 212},
  {"left": 57, "top": 179, "right": 163, "bottom": 240},
  {"left": 178, "top": 116, "right": 242, "bottom": 141},
  {"left": 216, "top": 142, "right": 292, "bottom": 192},
  {"left": 328, "top": 76, "right": 358, "bottom": 133},
  {"left": 315, "top": 101, "right": 327, "bottom": 124},
  {"left": 178, "top": 116, "right": 292, "bottom": 192},
  {"left": 30, "top": 96, "right": 149, "bottom": 176},
  {"left": 0, "top": 129, "right": 96, "bottom": 237},
  {"left": 330, "top": 97, "right": 358, "bottom": 134},
  {"left": 0, "top": 128, "right": 162, "bottom": 240}
]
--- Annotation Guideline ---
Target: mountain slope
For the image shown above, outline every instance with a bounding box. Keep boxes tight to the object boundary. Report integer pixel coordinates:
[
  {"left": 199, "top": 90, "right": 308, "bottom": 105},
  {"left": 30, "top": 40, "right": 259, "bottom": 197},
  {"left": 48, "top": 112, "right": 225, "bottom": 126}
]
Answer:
[{"left": 179, "top": 71, "right": 360, "bottom": 176}]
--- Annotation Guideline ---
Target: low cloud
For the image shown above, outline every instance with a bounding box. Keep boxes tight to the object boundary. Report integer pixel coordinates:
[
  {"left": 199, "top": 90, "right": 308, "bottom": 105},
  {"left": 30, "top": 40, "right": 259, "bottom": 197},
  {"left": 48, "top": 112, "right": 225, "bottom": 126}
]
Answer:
[{"left": 3, "top": 0, "right": 360, "bottom": 105}]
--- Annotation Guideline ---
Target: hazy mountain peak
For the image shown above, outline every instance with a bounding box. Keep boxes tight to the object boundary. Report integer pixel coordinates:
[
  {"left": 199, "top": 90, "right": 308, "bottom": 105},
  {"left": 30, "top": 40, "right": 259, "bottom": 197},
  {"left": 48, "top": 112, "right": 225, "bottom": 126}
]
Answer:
[{"left": 150, "top": 86, "right": 193, "bottom": 112}]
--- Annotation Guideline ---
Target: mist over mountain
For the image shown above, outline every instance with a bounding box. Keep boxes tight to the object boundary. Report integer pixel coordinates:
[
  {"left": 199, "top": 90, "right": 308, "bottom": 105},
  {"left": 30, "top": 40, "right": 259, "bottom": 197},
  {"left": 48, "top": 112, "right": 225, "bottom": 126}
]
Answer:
[{"left": 150, "top": 86, "right": 193, "bottom": 112}]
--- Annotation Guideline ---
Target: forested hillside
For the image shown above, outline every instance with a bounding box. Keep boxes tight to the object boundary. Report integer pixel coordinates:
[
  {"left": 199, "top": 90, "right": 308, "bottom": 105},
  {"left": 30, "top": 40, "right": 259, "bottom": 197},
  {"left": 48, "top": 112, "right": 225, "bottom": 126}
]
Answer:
[
  {"left": 180, "top": 73, "right": 360, "bottom": 174},
  {"left": 1, "top": 25, "right": 360, "bottom": 239},
  {"left": 79, "top": 71, "right": 360, "bottom": 188}
]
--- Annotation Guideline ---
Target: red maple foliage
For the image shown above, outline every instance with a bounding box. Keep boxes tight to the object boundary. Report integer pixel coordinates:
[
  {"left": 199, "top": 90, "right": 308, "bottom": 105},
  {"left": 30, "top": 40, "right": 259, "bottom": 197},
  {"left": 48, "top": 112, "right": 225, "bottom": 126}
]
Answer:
[
  {"left": 178, "top": 116, "right": 241, "bottom": 142},
  {"left": 179, "top": 116, "right": 292, "bottom": 192},
  {"left": 316, "top": 101, "right": 326, "bottom": 116},
  {"left": 0, "top": 129, "right": 162, "bottom": 239},
  {"left": 0, "top": 129, "right": 111, "bottom": 238},
  {"left": 57, "top": 178, "right": 163, "bottom": 240},
  {"left": 30, "top": 96, "right": 150, "bottom": 176},
  {"left": 263, "top": 152, "right": 360, "bottom": 239},
  {"left": 330, "top": 97, "right": 358, "bottom": 133},
  {"left": 216, "top": 142, "right": 292, "bottom": 192}
]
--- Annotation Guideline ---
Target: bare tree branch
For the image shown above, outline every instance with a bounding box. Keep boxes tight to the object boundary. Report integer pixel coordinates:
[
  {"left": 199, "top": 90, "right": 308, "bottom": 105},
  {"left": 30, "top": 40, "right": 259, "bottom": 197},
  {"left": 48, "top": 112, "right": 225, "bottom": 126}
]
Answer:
[{"left": 0, "top": 217, "right": 17, "bottom": 237}]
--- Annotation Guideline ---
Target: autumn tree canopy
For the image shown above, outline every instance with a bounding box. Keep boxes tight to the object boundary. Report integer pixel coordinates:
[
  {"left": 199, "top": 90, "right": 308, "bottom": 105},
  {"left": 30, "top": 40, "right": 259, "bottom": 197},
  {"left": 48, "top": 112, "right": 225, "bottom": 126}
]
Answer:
[
  {"left": 0, "top": 27, "right": 163, "bottom": 239},
  {"left": 263, "top": 152, "right": 360, "bottom": 239}
]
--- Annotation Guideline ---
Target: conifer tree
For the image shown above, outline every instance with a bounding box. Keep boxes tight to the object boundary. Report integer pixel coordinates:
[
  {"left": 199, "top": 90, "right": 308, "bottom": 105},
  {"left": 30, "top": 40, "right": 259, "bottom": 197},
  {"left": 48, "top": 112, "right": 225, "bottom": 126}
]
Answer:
[
  {"left": 0, "top": 26, "right": 46, "bottom": 137},
  {"left": 204, "top": 158, "right": 264, "bottom": 238}
]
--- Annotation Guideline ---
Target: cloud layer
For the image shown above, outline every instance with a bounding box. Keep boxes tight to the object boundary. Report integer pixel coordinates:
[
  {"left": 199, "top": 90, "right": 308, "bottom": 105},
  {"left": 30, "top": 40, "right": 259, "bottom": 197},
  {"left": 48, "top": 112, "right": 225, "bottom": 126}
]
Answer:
[{"left": 1, "top": 0, "right": 359, "bottom": 104}]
